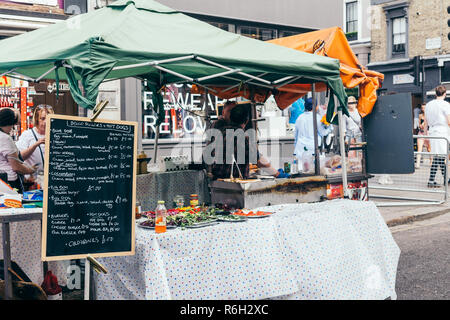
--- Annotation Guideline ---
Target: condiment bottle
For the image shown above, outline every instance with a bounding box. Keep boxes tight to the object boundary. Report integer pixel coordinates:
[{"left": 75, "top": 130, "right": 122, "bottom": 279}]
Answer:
[
  {"left": 135, "top": 200, "right": 142, "bottom": 220},
  {"left": 155, "top": 200, "right": 167, "bottom": 233},
  {"left": 190, "top": 194, "right": 199, "bottom": 207}
]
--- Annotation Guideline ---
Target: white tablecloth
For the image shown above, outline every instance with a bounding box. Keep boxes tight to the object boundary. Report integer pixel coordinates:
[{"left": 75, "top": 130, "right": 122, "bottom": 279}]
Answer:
[
  {"left": 94, "top": 200, "right": 400, "bottom": 300},
  {"left": 0, "top": 214, "right": 68, "bottom": 287}
]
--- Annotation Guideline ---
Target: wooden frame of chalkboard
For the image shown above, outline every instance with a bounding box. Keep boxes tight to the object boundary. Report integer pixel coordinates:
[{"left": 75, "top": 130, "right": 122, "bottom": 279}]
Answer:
[{"left": 41, "top": 114, "right": 138, "bottom": 261}]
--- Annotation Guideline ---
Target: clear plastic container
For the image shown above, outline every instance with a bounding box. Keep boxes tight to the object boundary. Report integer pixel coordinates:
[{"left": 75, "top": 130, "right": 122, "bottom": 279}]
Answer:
[
  {"left": 155, "top": 200, "right": 167, "bottom": 233},
  {"left": 301, "top": 148, "right": 314, "bottom": 173},
  {"left": 291, "top": 157, "right": 298, "bottom": 174}
]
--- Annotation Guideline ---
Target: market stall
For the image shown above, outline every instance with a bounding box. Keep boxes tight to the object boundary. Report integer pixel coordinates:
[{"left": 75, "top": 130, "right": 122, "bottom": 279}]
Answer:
[{"left": 0, "top": 0, "right": 400, "bottom": 301}]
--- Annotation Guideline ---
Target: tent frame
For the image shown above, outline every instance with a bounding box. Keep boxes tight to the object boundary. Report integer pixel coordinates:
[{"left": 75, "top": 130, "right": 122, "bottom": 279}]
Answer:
[{"left": 1, "top": 54, "right": 349, "bottom": 197}]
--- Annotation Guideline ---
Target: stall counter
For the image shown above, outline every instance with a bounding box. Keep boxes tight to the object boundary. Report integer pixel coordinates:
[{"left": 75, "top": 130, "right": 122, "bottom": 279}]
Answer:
[{"left": 94, "top": 199, "right": 400, "bottom": 300}]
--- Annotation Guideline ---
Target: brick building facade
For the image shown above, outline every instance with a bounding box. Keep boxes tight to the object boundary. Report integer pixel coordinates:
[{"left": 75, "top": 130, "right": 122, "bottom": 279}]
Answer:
[
  {"left": 370, "top": 0, "right": 449, "bottom": 62},
  {"left": 368, "top": 0, "right": 450, "bottom": 104}
]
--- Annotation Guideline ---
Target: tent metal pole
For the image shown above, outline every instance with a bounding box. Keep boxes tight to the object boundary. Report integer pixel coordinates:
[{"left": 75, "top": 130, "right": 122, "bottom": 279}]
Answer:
[
  {"left": 154, "top": 65, "right": 194, "bottom": 82},
  {"left": 197, "top": 68, "right": 241, "bottom": 82},
  {"left": 337, "top": 100, "right": 349, "bottom": 198},
  {"left": 273, "top": 75, "right": 296, "bottom": 84},
  {"left": 169, "top": 79, "right": 218, "bottom": 94},
  {"left": 194, "top": 56, "right": 272, "bottom": 85},
  {"left": 311, "top": 84, "right": 320, "bottom": 175},
  {"left": 112, "top": 55, "right": 195, "bottom": 71},
  {"left": 2, "top": 73, "right": 33, "bottom": 82},
  {"left": 220, "top": 72, "right": 269, "bottom": 93},
  {"left": 192, "top": 82, "right": 218, "bottom": 93},
  {"left": 153, "top": 125, "right": 160, "bottom": 164},
  {"left": 10, "top": 71, "right": 35, "bottom": 82},
  {"left": 275, "top": 76, "right": 301, "bottom": 88},
  {"left": 221, "top": 76, "right": 274, "bottom": 90},
  {"left": 35, "top": 65, "right": 57, "bottom": 82},
  {"left": 0, "top": 68, "right": 16, "bottom": 77}
]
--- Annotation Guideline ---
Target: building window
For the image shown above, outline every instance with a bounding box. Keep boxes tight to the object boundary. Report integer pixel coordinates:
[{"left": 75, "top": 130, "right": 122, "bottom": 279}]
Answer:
[
  {"left": 345, "top": 1, "right": 358, "bottom": 41},
  {"left": 384, "top": 2, "right": 409, "bottom": 59},
  {"left": 207, "top": 22, "right": 231, "bottom": 32},
  {"left": 392, "top": 17, "right": 406, "bottom": 54},
  {"left": 238, "top": 26, "right": 277, "bottom": 41}
]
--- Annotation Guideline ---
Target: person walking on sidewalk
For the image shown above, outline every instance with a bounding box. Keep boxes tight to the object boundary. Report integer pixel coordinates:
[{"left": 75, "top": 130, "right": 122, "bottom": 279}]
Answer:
[
  {"left": 425, "top": 85, "right": 450, "bottom": 188},
  {"left": 415, "top": 103, "right": 431, "bottom": 169}
]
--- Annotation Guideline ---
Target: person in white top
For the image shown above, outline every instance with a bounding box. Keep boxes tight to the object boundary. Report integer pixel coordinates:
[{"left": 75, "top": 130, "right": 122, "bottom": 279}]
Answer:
[
  {"left": 294, "top": 98, "right": 332, "bottom": 171},
  {"left": 16, "top": 105, "right": 54, "bottom": 181},
  {"left": 413, "top": 104, "right": 421, "bottom": 133},
  {"left": 424, "top": 85, "right": 450, "bottom": 187},
  {"left": 343, "top": 96, "right": 362, "bottom": 143},
  {"left": 0, "top": 108, "right": 37, "bottom": 192}
]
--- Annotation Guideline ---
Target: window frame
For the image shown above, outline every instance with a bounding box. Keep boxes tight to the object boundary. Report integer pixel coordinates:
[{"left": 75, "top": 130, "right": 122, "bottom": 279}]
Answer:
[
  {"left": 384, "top": 2, "right": 409, "bottom": 60},
  {"left": 391, "top": 16, "right": 406, "bottom": 55},
  {"left": 345, "top": 1, "right": 358, "bottom": 34}
]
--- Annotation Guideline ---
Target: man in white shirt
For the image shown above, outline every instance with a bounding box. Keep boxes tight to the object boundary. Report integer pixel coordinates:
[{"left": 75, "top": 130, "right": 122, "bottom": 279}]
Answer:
[
  {"left": 425, "top": 85, "right": 450, "bottom": 187},
  {"left": 294, "top": 98, "right": 332, "bottom": 171}
]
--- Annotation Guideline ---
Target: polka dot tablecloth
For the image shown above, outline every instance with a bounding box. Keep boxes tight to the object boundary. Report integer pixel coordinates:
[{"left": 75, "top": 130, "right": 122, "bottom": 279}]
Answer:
[
  {"left": 0, "top": 219, "right": 68, "bottom": 287},
  {"left": 94, "top": 199, "right": 400, "bottom": 300}
]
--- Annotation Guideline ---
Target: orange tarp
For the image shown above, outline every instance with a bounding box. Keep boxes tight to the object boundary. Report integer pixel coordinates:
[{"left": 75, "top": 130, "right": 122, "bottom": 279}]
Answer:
[
  {"left": 191, "top": 82, "right": 329, "bottom": 111},
  {"left": 268, "top": 27, "right": 384, "bottom": 117}
]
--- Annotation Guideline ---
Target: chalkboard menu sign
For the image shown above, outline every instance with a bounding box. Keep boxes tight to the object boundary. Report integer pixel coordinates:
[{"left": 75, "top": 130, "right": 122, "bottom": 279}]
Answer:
[{"left": 42, "top": 115, "right": 137, "bottom": 261}]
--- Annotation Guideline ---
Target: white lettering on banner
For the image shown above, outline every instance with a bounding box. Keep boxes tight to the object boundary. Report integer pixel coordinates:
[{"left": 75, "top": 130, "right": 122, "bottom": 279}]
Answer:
[
  {"left": 143, "top": 116, "right": 156, "bottom": 136},
  {"left": 142, "top": 85, "right": 225, "bottom": 135}
]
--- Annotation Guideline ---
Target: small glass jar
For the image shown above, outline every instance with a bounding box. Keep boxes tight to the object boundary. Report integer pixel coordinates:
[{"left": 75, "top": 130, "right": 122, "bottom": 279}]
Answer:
[
  {"left": 189, "top": 194, "right": 199, "bottom": 207},
  {"left": 173, "top": 195, "right": 184, "bottom": 208},
  {"left": 135, "top": 201, "right": 142, "bottom": 219}
]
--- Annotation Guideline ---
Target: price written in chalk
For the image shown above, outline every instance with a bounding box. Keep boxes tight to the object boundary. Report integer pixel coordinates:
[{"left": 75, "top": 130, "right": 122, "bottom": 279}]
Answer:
[{"left": 44, "top": 116, "right": 136, "bottom": 260}]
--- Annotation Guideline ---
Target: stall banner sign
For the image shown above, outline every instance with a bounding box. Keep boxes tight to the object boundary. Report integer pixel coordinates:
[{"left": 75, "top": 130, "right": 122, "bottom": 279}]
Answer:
[
  {"left": 142, "top": 84, "right": 228, "bottom": 138},
  {"left": 42, "top": 114, "right": 137, "bottom": 261}
]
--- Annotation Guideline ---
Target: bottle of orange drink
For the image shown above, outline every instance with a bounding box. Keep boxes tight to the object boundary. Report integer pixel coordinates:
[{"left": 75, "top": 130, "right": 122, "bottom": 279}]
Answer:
[{"left": 155, "top": 200, "right": 167, "bottom": 233}]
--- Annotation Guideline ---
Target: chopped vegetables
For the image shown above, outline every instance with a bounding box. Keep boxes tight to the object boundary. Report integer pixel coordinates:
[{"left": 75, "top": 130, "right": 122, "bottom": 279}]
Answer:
[{"left": 139, "top": 204, "right": 273, "bottom": 229}]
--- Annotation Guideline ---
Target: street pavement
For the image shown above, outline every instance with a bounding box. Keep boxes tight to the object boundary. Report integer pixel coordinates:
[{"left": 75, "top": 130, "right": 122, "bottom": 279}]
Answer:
[{"left": 390, "top": 212, "right": 450, "bottom": 300}]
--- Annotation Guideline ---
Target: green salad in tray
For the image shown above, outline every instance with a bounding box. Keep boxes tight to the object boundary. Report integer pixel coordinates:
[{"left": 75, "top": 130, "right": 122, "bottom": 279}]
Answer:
[
  {"left": 139, "top": 204, "right": 251, "bottom": 230},
  {"left": 140, "top": 206, "right": 218, "bottom": 229}
]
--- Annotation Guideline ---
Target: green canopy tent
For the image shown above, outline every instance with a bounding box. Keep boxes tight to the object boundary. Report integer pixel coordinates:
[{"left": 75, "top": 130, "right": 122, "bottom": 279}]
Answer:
[
  {"left": 0, "top": 0, "right": 347, "bottom": 116},
  {"left": 0, "top": 0, "right": 351, "bottom": 195}
]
